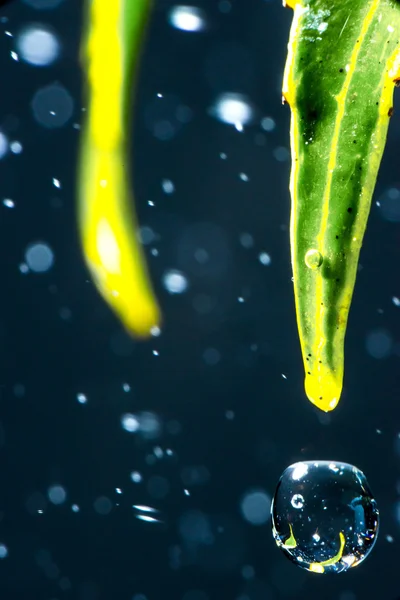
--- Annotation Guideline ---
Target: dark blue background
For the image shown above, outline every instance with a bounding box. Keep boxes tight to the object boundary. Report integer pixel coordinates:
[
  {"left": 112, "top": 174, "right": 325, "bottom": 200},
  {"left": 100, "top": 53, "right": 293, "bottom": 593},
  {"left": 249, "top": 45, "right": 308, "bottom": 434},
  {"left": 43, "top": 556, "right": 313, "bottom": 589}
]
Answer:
[{"left": 0, "top": 0, "right": 399, "bottom": 598}]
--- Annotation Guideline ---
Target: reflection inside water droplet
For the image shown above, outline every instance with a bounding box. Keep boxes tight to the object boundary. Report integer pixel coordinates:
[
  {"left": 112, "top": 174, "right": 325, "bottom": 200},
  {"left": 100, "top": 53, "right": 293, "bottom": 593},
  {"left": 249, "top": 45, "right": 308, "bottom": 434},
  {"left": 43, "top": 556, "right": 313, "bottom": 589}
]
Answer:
[{"left": 305, "top": 249, "right": 323, "bottom": 270}]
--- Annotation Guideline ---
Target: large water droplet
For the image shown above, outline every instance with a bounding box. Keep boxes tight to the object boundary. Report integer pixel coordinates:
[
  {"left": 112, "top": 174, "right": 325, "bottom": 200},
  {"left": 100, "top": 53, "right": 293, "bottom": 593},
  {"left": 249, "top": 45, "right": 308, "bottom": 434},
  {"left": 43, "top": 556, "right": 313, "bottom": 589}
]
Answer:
[{"left": 271, "top": 461, "right": 379, "bottom": 573}]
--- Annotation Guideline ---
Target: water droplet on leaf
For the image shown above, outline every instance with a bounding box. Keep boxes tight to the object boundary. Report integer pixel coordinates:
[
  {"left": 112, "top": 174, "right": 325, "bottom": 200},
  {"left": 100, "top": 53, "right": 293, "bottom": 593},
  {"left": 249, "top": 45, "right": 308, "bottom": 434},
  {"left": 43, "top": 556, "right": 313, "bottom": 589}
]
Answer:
[{"left": 305, "top": 249, "right": 323, "bottom": 270}]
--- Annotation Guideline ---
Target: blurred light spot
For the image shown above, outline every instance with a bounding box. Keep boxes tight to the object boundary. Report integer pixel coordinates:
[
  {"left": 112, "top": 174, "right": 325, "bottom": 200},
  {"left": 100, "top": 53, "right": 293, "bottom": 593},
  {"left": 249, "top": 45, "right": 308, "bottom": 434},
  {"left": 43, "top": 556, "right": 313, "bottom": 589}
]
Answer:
[
  {"left": 121, "top": 411, "right": 162, "bottom": 439},
  {"left": 240, "top": 489, "right": 271, "bottom": 525},
  {"left": 47, "top": 484, "right": 66, "bottom": 505},
  {"left": 93, "top": 496, "right": 112, "bottom": 515},
  {"left": 258, "top": 252, "right": 271, "bottom": 265},
  {"left": 0, "top": 544, "right": 8, "bottom": 559},
  {"left": 203, "top": 347, "right": 220, "bottom": 365},
  {"left": 239, "top": 172, "right": 249, "bottom": 182},
  {"left": 3, "top": 199, "right": 14, "bottom": 208},
  {"left": 239, "top": 232, "right": 254, "bottom": 249},
  {"left": 273, "top": 146, "right": 290, "bottom": 162},
  {"left": 133, "top": 505, "right": 158, "bottom": 513},
  {"left": 138, "top": 412, "right": 162, "bottom": 439},
  {"left": 365, "top": 328, "right": 392, "bottom": 359},
  {"left": 71, "top": 504, "right": 80, "bottom": 513},
  {"left": 241, "top": 565, "right": 255, "bottom": 579},
  {"left": 195, "top": 248, "right": 209, "bottom": 263},
  {"left": 161, "top": 178, "right": 175, "bottom": 194},
  {"left": 121, "top": 413, "right": 140, "bottom": 433},
  {"left": 10, "top": 141, "right": 22, "bottom": 154},
  {"left": 52, "top": 177, "right": 61, "bottom": 188},
  {"left": 132, "top": 595, "right": 147, "bottom": 600},
  {"left": 130, "top": 471, "right": 142, "bottom": 483},
  {"left": 162, "top": 269, "right": 188, "bottom": 294},
  {"left": 31, "top": 83, "right": 74, "bottom": 128},
  {"left": 76, "top": 392, "right": 87, "bottom": 404},
  {"left": 16, "top": 25, "right": 60, "bottom": 66},
  {"left": 378, "top": 186, "right": 400, "bottom": 222},
  {"left": 138, "top": 225, "right": 156, "bottom": 245},
  {"left": 153, "top": 446, "right": 163, "bottom": 459},
  {"left": 261, "top": 116, "right": 275, "bottom": 131},
  {"left": 151, "top": 325, "right": 161, "bottom": 337},
  {"left": 136, "top": 514, "right": 161, "bottom": 523},
  {"left": 168, "top": 5, "right": 207, "bottom": 32},
  {"left": 0, "top": 132, "right": 8, "bottom": 159},
  {"left": 59, "top": 306, "right": 72, "bottom": 320},
  {"left": 392, "top": 296, "right": 400, "bottom": 307},
  {"left": 209, "top": 92, "right": 254, "bottom": 127},
  {"left": 25, "top": 242, "right": 54, "bottom": 272}
]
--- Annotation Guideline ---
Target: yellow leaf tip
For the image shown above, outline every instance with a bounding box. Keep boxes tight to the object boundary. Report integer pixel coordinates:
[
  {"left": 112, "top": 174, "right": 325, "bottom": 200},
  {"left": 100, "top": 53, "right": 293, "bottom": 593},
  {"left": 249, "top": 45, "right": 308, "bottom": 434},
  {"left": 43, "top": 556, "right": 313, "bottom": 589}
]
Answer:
[{"left": 304, "top": 372, "right": 342, "bottom": 412}]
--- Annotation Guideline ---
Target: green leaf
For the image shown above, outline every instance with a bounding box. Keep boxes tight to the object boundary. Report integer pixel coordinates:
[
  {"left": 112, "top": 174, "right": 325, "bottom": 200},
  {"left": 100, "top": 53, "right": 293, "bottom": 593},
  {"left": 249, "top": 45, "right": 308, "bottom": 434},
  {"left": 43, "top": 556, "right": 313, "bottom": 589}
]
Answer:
[{"left": 283, "top": 0, "right": 400, "bottom": 411}]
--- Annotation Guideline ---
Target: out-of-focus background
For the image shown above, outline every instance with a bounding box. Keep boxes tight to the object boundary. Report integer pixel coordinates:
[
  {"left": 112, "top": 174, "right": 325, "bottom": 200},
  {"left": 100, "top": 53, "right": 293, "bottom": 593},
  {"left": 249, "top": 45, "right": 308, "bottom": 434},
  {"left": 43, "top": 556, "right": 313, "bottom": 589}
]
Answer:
[{"left": 0, "top": 0, "right": 399, "bottom": 598}]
